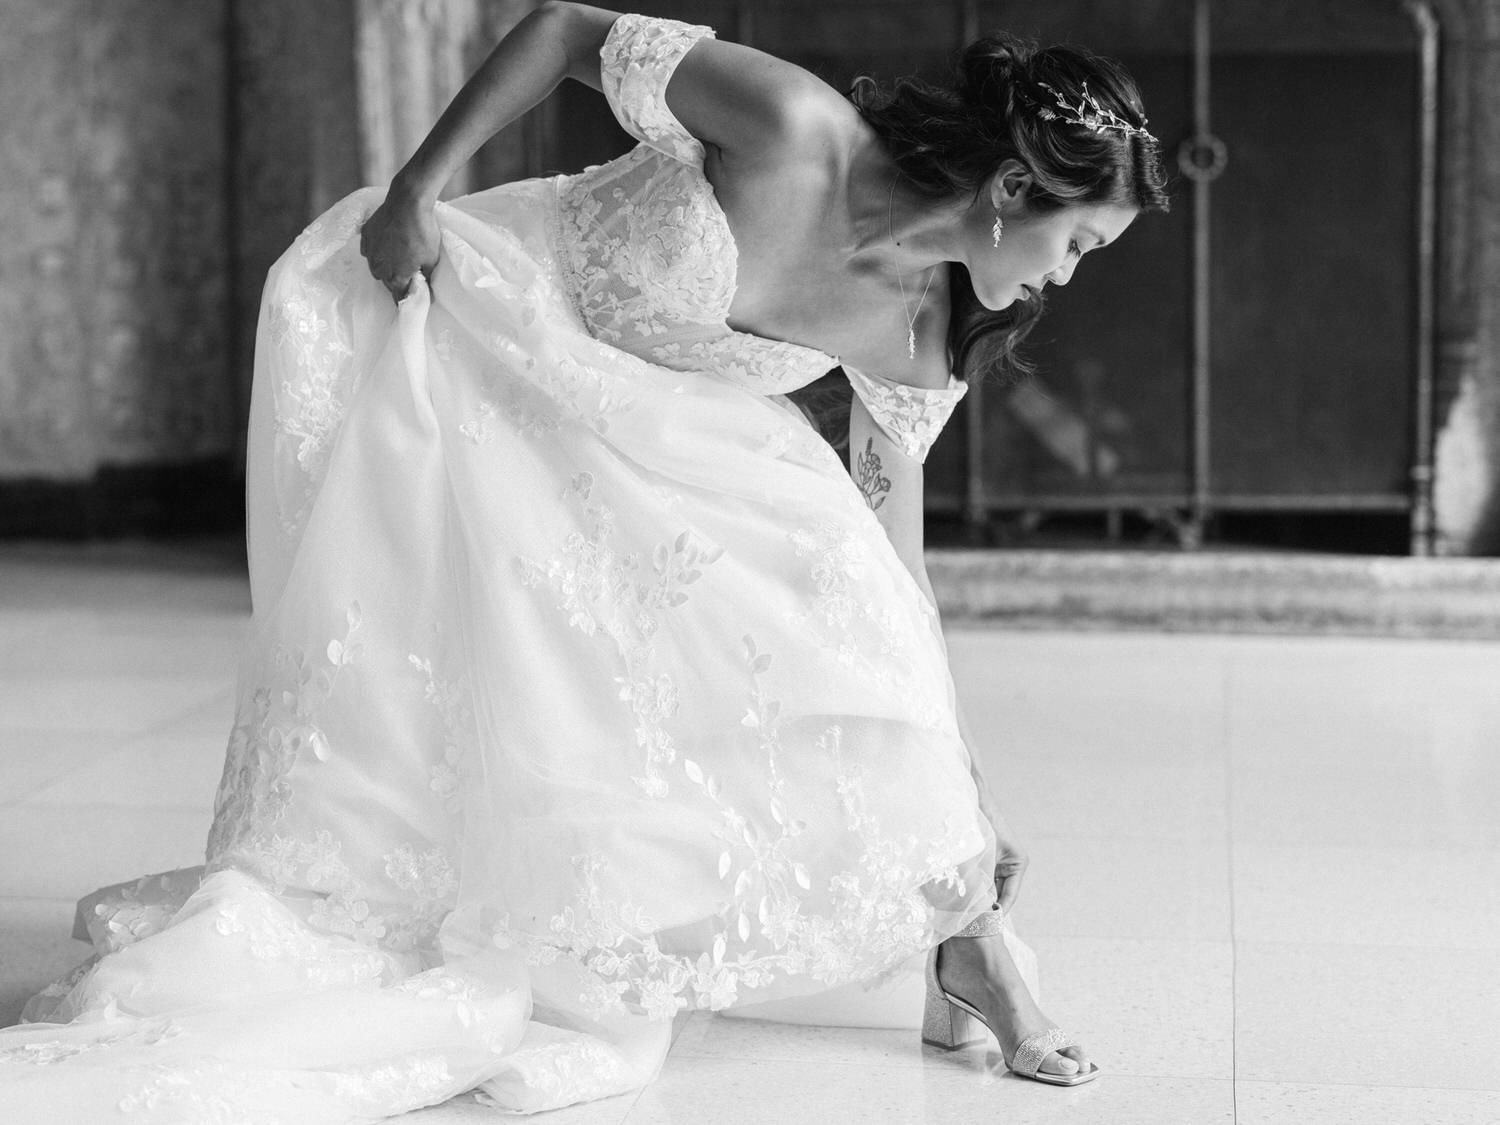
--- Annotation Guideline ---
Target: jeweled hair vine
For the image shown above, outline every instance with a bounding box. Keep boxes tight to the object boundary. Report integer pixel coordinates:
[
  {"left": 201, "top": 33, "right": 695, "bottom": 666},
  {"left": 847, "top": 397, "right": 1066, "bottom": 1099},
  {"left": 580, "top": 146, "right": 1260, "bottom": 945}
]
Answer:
[
  {"left": 857, "top": 32, "right": 1167, "bottom": 363},
  {"left": 1026, "top": 81, "right": 1158, "bottom": 144},
  {"left": 788, "top": 32, "right": 1170, "bottom": 452}
]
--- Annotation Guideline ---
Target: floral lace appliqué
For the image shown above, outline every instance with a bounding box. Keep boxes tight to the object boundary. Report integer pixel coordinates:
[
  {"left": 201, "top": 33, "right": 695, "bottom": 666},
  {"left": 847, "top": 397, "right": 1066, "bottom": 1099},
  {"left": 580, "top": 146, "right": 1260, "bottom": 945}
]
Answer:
[
  {"left": 488, "top": 635, "right": 978, "bottom": 1022},
  {"left": 408, "top": 653, "right": 478, "bottom": 816},
  {"left": 548, "top": 14, "right": 836, "bottom": 393},
  {"left": 263, "top": 190, "right": 390, "bottom": 536},
  {"left": 600, "top": 14, "right": 716, "bottom": 166},
  {"left": 206, "top": 603, "right": 365, "bottom": 869},
  {"left": 515, "top": 471, "right": 725, "bottom": 797},
  {"left": 844, "top": 365, "right": 968, "bottom": 463}
]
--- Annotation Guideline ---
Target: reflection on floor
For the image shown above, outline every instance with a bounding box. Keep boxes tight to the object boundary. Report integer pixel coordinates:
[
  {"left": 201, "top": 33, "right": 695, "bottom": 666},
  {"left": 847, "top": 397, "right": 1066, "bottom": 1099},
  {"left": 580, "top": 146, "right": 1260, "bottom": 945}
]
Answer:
[{"left": 2, "top": 541, "right": 1499, "bottom": 1124}]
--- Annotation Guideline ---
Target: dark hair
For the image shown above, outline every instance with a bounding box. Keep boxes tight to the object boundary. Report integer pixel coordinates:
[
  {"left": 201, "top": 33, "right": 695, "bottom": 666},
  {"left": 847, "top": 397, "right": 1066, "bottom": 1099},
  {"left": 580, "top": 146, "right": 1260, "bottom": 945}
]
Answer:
[{"left": 788, "top": 32, "right": 1169, "bottom": 453}]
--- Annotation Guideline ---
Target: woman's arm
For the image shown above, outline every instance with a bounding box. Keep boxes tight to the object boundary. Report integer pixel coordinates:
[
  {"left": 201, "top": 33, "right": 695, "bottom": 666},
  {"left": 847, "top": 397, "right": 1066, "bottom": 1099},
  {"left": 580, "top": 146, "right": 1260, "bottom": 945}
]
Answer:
[
  {"left": 361, "top": 3, "right": 846, "bottom": 294},
  {"left": 849, "top": 398, "right": 1028, "bottom": 911},
  {"left": 389, "top": 2, "right": 609, "bottom": 206},
  {"left": 849, "top": 393, "right": 924, "bottom": 580},
  {"left": 361, "top": 1, "right": 605, "bottom": 293},
  {"left": 396, "top": 1, "right": 835, "bottom": 203}
]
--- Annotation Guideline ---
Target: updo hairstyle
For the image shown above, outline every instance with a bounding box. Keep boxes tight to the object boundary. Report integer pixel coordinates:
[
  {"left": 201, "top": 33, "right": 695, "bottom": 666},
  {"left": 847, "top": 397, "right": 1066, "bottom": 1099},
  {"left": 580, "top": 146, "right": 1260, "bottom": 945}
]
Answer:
[
  {"left": 790, "top": 33, "right": 1169, "bottom": 451},
  {"left": 860, "top": 30, "right": 1170, "bottom": 383}
]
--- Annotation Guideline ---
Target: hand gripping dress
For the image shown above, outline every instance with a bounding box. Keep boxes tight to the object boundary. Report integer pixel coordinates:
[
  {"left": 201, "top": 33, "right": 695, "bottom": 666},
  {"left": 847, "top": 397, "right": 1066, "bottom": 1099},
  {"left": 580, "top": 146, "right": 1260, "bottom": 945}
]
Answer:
[{"left": 0, "top": 14, "right": 997, "bottom": 1121}]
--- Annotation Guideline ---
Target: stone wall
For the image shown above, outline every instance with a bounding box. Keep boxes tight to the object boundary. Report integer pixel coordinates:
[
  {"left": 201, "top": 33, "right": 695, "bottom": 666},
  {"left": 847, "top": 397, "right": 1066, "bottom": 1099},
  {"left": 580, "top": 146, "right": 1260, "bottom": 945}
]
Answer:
[{"left": 0, "top": 0, "right": 232, "bottom": 479}]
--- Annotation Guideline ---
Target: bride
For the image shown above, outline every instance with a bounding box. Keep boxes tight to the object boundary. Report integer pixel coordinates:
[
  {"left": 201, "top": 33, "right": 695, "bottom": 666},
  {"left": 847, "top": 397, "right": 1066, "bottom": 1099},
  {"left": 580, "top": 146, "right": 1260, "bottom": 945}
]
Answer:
[{"left": 1, "top": 4, "right": 1165, "bottom": 1119}]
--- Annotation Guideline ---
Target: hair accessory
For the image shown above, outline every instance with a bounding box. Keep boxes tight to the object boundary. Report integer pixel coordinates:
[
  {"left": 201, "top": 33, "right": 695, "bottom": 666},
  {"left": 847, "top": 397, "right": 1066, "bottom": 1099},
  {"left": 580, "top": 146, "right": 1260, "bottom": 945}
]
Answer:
[
  {"left": 888, "top": 174, "right": 937, "bottom": 361},
  {"left": 1033, "top": 80, "right": 1157, "bottom": 144},
  {"left": 992, "top": 214, "right": 1004, "bottom": 247}
]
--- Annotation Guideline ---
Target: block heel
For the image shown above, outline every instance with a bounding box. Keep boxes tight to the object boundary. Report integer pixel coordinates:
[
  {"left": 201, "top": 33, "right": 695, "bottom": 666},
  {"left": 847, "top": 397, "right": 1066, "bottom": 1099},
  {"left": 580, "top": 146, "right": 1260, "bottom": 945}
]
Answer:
[
  {"left": 919, "top": 904, "right": 1102, "bottom": 1087},
  {"left": 921, "top": 946, "right": 985, "bottom": 1049}
]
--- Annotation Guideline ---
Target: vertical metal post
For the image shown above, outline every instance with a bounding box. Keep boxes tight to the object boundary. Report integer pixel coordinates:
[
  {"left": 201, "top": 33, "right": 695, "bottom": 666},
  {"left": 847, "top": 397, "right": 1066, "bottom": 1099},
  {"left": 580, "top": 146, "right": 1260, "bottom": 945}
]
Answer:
[
  {"left": 1403, "top": 0, "right": 1439, "bottom": 556},
  {"left": 1173, "top": 0, "right": 1226, "bottom": 547},
  {"left": 1187, "top": 0, "right": 1213, "bottom": 549},
  {"left": 958, "top": 0, "right": 988, "bottom": 541}
]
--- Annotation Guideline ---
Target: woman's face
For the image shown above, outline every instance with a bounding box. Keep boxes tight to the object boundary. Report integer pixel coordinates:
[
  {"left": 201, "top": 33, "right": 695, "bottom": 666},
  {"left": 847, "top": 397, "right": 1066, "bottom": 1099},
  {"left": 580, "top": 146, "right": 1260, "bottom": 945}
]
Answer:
[{"left": 962, "top": 169, "right": 1139, "bottom": 311}]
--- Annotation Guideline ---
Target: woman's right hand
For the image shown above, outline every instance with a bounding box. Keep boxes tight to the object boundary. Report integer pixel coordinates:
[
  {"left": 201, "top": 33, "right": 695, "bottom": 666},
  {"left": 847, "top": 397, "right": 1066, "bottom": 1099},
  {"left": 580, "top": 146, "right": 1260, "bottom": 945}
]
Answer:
[{"left": 359, "top": 187, "right": 441, "bottom": 299}]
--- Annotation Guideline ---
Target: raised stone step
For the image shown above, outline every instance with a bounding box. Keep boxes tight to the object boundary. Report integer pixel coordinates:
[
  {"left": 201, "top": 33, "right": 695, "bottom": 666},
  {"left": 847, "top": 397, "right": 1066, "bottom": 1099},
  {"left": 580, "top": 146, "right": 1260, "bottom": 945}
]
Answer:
[{"left": 927, "top": 549, "right": 1500, "bottom": 638}]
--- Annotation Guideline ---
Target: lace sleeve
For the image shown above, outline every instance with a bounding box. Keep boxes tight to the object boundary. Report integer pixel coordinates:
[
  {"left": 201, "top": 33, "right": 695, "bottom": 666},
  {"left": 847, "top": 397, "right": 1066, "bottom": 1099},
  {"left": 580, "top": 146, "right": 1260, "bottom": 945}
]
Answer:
[
  {"left": 599, "top": 14, "right": 717, "bottom": 166},
  {"left": 844, "top": 365, "right": 969, "bottom": 464}
]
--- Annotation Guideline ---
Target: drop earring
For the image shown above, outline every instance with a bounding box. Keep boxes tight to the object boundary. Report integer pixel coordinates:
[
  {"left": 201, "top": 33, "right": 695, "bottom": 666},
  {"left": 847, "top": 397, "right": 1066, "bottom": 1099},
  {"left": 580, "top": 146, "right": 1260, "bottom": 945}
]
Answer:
[{"left": 992, "top": 214, "right": 1004, "bottom": 247}]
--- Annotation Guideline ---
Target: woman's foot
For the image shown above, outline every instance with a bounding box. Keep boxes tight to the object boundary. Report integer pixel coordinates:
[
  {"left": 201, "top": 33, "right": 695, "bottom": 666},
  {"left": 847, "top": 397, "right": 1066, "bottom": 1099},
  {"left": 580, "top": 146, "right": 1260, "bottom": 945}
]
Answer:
[{"left": 933, "top": 927, "right": 1092, "bottom": 1078}]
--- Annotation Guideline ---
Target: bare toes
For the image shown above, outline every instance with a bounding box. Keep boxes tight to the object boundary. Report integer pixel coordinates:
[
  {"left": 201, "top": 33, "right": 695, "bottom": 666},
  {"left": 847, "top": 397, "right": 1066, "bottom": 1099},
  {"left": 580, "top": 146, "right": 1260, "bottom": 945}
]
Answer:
[
  {"left": 1043, "top": 1051, "right": 1080, "bottom": 1075},
  {"left": 1061, "top": 1046, "right": 1092, "bottom": 1073}
]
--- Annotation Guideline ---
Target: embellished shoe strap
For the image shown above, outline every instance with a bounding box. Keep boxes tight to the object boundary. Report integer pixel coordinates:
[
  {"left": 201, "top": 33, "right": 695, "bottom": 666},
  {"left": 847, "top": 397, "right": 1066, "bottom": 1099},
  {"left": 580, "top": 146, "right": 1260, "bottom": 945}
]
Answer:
[
  {"left": 950, "top": 903, "right": 1009, "bottom": 939},
  {"left": 1011, "top": 1027, "right": 1076, "bottom": 1077}
]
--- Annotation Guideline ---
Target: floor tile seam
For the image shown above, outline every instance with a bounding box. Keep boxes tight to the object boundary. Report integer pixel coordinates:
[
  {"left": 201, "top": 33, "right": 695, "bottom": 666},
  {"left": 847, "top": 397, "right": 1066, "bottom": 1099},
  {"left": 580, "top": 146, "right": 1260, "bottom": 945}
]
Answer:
[
  {"left": 946, "top": 627, "right": 1323, "bottom": 648},
  {"left": 16, "top": 798, "right": 217, "bottom": 815},
  {"left": 0, "top": 790, "right": 76, "bottom": 814},
  {"left": 0, "top": 724, "right": 133, "bottom": 738},
  {"left": 1222, "top": 656, "right": 1240, "bottom": 1125},
  {"left": 0, "top": 720, "right": 223, "bottom": 742},
  {"left": 1230, "top": 1075, "right": 1500, "bottom": 1094},
  {"left": 1229, "top": 935, "right": 1500, "bottom": 955},
  {"left": 0, "top": 894, "right": 85, "bottom": 909},
  {"left": 658, "top": 1055, "right": 1242, "bottom": 1087},
  {"left": 1229, "top": 837, "right": 1500, "bottom": 851},
  {"left": 658, "top": 1050, "right": 962, "bottom": 1072},
  {"left": 0, "top": 667, "right": 233, "bottom": 683},
  {"left": 2, "top": 799, "right": 214, "bottom": 816},
  {"left": 13, "top": 743, "right": 214, "bottom": 808},
  {"left": 615, "top": 1083, "right": 647, "bottom": 1122},
  {"left": 987, "top": 932, "right": 1236, "bottom": 949},
  {"left": 1226, "top": 840, "right": 1500, "bottom": 859},
  {"left": 96, "top": 701, "right": 236, "bottom": 746},
  {"left": 665, "top": 1048, "right": 933, "bottom": 1070},
  {"left": 1013, "top": 930, "right": 1237, "bottom": 945},
  {"left": 1011, "top": 830, "right": 1235, "bottom": 847},
  {"left": 1006, "top": 833, "right": 1233, "bottom": 848},
  {"left": 666, "top": 1049, "right": 1238, "bottom": 1081}
]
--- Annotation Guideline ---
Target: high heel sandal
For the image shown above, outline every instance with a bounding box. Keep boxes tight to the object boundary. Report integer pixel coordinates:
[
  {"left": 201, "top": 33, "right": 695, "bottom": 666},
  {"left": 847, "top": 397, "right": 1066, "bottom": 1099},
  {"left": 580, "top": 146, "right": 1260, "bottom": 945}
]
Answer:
[{"left": 921, "top": 905, "right": 1101, "bottom": 1087}]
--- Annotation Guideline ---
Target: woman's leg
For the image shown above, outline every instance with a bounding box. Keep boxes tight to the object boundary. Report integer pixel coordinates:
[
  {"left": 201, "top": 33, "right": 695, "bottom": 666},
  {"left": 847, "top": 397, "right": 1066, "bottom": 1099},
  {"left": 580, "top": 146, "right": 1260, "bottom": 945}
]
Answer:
[{"left": 934, "top": 922, "right": 1091, "bottom": 1077}]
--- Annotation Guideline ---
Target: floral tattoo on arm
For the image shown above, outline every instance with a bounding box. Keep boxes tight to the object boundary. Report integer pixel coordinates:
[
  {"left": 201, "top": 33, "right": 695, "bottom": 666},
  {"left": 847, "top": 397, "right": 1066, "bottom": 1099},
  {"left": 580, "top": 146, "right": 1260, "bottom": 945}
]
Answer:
[{"left": 855, "top": 437, "right": 891, "bottom": 511}]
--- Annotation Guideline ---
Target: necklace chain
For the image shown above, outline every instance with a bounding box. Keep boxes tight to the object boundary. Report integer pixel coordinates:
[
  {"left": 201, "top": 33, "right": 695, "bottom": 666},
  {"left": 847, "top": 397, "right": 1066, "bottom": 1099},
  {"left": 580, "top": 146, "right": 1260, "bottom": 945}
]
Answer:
[{"left": 887, "top": 174, "right": 935, "bottom": 361}]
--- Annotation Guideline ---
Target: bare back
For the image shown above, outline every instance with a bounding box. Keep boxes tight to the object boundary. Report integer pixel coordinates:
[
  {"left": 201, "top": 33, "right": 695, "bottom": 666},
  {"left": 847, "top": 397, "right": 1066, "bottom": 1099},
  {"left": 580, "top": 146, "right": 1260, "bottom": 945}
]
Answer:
[{"left": 702, "top": 98, "right": 953, "bottom": 386}]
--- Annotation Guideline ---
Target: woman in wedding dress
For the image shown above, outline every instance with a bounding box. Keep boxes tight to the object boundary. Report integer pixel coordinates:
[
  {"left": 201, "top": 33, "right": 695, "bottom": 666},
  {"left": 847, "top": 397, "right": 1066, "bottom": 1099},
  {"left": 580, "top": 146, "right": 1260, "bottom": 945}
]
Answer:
[{"left": 1, "top": 5, "right": 1165, "bottom": 1119}]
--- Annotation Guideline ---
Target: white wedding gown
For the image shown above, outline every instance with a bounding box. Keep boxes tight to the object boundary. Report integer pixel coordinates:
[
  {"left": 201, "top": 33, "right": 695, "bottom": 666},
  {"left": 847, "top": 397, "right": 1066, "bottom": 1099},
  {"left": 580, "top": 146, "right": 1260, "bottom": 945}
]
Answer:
[{"left": 0, "top": 15, "right": 999, "bottom": 1121}]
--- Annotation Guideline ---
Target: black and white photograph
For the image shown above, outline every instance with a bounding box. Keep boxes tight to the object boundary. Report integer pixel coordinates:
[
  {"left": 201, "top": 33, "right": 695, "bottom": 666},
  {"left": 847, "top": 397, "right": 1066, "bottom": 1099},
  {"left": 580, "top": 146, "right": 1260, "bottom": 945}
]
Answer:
[{"left": 1, "top": 2, "right": 1498, "bottom": 1122}]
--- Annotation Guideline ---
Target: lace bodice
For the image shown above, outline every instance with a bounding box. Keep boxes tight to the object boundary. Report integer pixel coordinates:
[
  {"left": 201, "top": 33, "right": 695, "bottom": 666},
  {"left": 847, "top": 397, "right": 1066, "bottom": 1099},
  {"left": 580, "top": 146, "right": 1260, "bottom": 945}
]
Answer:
[
  {"left": 550, "top": 12, "right": 967, "bottom": 463},
  {"left": 844, "top": 365, "right": 969, "bottom": 463}
]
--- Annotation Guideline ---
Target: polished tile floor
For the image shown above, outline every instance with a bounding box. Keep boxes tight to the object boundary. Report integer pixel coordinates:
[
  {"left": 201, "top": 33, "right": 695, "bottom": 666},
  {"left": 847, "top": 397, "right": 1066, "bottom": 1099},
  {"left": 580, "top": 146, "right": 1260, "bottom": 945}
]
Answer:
[{"left": 3, "top": 542, "right": 1499, "bottom": 1124}]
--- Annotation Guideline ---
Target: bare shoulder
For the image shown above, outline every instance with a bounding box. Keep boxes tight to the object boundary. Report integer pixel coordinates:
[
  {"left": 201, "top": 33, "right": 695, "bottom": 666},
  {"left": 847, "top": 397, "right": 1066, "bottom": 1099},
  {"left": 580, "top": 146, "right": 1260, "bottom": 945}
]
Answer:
[
  {"left": 559, "top": 5, "right": 863, "bottom": 172},
  {"left": 666, "top": 35, "right": 863, "bottom": 166},
  {"left": 769, "top": 74, "right": 866, "bottom": 149}
]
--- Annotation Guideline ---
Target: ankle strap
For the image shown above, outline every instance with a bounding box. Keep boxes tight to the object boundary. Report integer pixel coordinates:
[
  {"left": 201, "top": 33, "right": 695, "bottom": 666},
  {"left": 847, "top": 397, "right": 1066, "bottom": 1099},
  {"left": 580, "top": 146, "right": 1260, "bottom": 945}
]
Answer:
[{"left": 951, "top": 904, "right": 1008, "bottom": 938}]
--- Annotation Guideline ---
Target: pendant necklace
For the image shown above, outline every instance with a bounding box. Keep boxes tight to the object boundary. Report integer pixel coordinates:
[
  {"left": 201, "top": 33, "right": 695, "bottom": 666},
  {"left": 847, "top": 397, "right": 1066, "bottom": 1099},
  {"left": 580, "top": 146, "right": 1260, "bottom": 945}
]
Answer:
[{"left": 887, "top": 174, "right": 935, "bottom": 360}]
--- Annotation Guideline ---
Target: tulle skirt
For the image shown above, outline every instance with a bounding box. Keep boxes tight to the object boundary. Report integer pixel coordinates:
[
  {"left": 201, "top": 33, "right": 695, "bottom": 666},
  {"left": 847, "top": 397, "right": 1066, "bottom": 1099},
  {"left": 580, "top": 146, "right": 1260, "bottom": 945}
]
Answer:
[{"left": 0, "top": 181, "right": 997, "bottom": 1120}]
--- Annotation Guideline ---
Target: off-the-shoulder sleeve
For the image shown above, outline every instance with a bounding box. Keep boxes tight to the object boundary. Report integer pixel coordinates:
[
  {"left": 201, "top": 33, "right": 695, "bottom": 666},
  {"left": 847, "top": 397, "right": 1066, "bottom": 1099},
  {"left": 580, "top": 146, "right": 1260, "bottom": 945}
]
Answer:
[
  {"left": 844, "top": 365, "right": 969, "bottom": 464},
  {"left": 600, "top": 14, "right": 717, "bottom": 166}
]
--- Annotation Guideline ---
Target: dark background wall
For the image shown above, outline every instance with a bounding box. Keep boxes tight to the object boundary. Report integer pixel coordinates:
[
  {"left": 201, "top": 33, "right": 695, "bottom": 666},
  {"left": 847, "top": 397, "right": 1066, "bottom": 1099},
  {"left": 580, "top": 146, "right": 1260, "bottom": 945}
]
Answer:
[{"left": 2, "top": 0, "right": 1498, "bottom": 555}]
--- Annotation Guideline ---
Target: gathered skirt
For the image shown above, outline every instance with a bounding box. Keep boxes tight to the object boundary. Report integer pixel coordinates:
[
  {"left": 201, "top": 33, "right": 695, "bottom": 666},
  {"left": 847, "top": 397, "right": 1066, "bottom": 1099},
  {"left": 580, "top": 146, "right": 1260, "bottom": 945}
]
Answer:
[{"left": 0, "top": 181, "right": 997, "bottom": 1121}]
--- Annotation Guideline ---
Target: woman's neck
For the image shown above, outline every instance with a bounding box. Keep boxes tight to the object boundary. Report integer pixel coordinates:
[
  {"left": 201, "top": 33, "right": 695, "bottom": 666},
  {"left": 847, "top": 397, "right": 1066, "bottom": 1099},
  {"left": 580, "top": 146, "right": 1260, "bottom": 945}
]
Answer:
[{"left": 844, "top": 134, "right": 964, "bottom": 279}]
